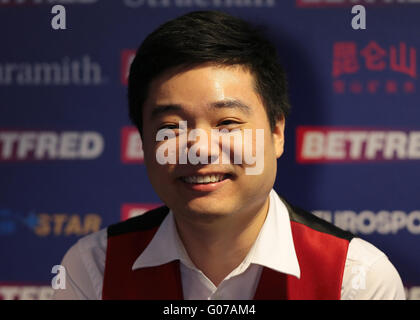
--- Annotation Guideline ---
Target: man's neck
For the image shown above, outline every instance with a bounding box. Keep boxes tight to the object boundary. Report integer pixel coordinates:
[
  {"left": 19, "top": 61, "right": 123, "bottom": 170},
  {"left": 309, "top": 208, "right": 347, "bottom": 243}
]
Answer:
[{"left": 173, "top": 196, "right": 270, "bottom": 287}]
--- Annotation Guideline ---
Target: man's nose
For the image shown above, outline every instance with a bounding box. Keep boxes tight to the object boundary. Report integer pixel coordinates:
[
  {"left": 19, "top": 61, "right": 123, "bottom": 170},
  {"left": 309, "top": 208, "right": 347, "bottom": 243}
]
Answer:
[{"left": 183, "top": 127, "right": 221, "bottom": 164}]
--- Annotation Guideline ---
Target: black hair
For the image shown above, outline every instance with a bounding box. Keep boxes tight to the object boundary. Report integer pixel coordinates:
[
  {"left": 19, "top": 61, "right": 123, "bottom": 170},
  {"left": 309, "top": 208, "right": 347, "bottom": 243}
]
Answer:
[{"left": 128, "top": 10, "right": 290, "bottom": 136}]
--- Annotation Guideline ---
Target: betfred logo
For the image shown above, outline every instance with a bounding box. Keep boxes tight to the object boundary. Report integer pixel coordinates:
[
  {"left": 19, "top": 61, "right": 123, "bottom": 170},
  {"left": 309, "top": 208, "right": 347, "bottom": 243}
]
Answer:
[
  {"left": 0, "top": 130, "right": 104, "bottom": 161},
  {"left": 121, "top": 203, "right": 161, "bottom": 221},
  {"left": 296, "top": 126, "right": 420, "bottom": 163},
  {"left": 0, "top": 283, "right": 53, "bottom": 300},
  {"left": 121, "top": 49, "right": 136, "bottom": 85},
  {"left": 332, "top": 41, "right": 417, "bottom": 95},
  {"left": 121, "top": 126, "right": 144, "bottom": 163},
  {"left": 297, "top": 0, "right": 420, "bottom": 7}
]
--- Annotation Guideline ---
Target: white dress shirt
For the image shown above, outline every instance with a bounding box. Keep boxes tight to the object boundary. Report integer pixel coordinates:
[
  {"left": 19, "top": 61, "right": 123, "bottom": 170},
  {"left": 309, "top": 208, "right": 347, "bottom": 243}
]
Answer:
[{"left": 53, "top": 190, "right": 406, "bottom": 300}]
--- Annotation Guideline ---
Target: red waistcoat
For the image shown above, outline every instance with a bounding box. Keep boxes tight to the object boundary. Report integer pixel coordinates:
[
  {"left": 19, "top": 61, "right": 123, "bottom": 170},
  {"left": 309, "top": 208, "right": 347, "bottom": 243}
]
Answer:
[{"left": 102, "top": 200, "right": 354, "bottom": 300}]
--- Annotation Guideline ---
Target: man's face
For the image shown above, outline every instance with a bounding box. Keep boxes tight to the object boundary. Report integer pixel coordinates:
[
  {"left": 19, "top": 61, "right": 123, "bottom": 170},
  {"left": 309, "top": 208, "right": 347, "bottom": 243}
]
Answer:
[{"left": 141, "top": 64, "right": 285, "bottom": 221}]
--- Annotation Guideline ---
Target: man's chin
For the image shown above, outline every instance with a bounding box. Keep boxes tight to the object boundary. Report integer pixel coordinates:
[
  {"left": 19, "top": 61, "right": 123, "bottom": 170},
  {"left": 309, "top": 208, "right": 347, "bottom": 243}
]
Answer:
[{"left": 176, "top": 201, "right": 236, "bottom": 220}]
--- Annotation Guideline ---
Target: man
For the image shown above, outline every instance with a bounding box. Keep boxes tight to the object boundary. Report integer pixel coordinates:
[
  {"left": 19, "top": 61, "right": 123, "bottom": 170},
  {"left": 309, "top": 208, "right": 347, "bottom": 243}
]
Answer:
[{"left": 53, "top": 10, "right": 405, "bottom": 300}]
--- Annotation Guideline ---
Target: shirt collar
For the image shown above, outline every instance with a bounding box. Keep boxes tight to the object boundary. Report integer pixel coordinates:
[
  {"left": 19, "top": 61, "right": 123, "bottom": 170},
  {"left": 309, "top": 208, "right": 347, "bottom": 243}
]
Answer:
[
  {"left": 247, "top": 189, "right": 300, "bottom": 278},
  {"left": 131, "top": 209, "right": 195, "bottom": 271},
  {"left": 132, "top": 189, "right": 300, "bottom": 279}
]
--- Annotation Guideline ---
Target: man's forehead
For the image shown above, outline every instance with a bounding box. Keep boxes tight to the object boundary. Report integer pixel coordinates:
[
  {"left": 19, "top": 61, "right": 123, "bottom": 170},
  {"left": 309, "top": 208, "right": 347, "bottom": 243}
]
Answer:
[
  {"left": 148, "top": 63, "right": 254, "bottom": 94},
  {"left": 144, "top": 65, "right": 260, "bottom": 115},
  {"left": 148, "top": 98, "right": 254, "bottom": 120}
]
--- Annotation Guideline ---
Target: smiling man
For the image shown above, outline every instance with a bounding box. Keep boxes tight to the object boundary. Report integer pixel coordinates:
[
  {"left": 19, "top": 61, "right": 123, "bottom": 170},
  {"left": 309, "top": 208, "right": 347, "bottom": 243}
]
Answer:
[
  {"left": 53, "top": 10, "right": 405, "bottom": 300},
  {"left": 140, "top": 63, "right": 283, "bottom": 289}
]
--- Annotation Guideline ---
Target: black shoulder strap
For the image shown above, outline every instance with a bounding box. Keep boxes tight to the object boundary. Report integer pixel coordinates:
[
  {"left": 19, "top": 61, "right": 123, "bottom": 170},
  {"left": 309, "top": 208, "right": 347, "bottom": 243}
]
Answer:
[
  {"left": 108, "top": 199, "right": 354, "bottom": 241},
  {"left": 107, "top": 206, "right": 170, "bottom": 237},
  {"left": 280, "top": 197, "right": 355, "bottom": 242}
]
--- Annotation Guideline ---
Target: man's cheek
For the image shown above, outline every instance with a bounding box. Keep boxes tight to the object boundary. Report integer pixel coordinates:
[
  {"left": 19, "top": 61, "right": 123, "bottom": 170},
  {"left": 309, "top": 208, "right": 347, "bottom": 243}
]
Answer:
[{"left": 243, "top": 129, "right": 265, "bottom": 175}]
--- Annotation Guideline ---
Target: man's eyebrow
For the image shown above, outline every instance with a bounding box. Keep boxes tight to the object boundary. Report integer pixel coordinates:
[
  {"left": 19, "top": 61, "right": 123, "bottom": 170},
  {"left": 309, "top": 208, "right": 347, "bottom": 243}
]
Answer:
[
  {"left": 150, "top": 104, "right": 183, "bottom": 120},
  {"left": 209, "top": 99, "right": 252, "bottom": 114},
  {"left": 149, "top": 99, "right": 252, "bottom": 120}
]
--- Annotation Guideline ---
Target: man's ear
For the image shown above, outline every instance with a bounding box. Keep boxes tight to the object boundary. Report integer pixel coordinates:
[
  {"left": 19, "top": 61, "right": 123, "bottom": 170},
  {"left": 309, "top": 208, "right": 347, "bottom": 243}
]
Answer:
[{"left": 272, "top": 115, "right": 285, "bottom": 159}]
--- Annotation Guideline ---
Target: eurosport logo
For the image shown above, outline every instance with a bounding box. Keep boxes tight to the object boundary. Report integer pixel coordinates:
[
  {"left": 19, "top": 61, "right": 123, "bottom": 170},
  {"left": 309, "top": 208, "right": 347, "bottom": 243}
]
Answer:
[
  {"left": 0, "top": 283, "right": 53, "bottom": 300},
  {"left": 0, "top": 209, "right": 102, "bottom": 237},
  {"left": 123, "top": 0, "right": 276, "bottom": 8},
  {"left": 313, "top": 209, "right": 420, "bottom": 235},
  {"left": 121, "top": 203, "right": 161, "bottom": 220},
  {"left": 0, "top": 130, "right": 104, "bottom": 161},
  {"left": 297, "top": 0, "right": 420, "bottom": 7},
  {"left": 0, "top": 56, "right": 106, "bottom": 86},
  {"left": 296, "top": 126, "right": 420, "bottom": 163},
  {"left": 332, "top": 41, "right": 417, "bottom": 95}
]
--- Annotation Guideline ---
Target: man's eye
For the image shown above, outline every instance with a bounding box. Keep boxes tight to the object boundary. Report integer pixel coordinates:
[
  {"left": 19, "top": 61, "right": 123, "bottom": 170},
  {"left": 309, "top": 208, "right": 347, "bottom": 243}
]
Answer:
[
  {"left": 158, "top": 123, "right": 179, "bottom": 130},
  {"left": 218, "top": 119, "right": 241, "bottom": 126}
]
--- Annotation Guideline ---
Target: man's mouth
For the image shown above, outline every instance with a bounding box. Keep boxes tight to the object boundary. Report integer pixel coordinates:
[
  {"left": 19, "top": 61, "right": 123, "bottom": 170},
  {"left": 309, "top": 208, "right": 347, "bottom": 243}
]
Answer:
[{"left": 181, "top": 174, "right": 231, "bottom": 184}]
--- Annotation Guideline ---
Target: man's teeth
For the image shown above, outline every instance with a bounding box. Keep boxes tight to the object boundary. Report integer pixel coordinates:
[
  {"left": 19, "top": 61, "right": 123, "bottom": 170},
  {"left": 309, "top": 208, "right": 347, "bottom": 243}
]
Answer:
[{"left": 183, "top": 174, "right": 226, "bottom": 184}]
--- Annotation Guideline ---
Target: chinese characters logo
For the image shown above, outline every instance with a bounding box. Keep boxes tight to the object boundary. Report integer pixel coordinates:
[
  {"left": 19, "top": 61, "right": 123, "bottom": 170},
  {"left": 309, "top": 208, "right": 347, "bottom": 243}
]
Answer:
[{"left": 332, "top": 41, "right": 417, "bottom": 94}]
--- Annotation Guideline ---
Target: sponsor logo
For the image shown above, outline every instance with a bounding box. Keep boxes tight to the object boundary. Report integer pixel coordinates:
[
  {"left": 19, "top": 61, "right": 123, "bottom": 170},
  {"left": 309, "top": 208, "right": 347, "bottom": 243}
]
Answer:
[
  {"left": 124, "top": 0, "right": 276, "bottom": 8},
  {"left": 34, "top": 213, "right": 102, "bottom": 236},
  {"left": 121, "top": 203, "right": 161, "bottom": 220},
  {"left": 0, "top": 0, "right": 98, "bottom": 6},
  {"left": 332, "top": 41, "right": 417, "bottom": 95},
  {"left": 296, "top": 126, "right": 420, "bottom": 163},
  {"left": 406, "top": 286, "right": 420, "bottom": 300},
  {"left": 297, "top": 0, "right": 420, "bottom": 7},
  {"left": 0, "top": 130, "right": 104, "bottom": 161},
  {"left": 0, "top": 209, "right": 102, "bottom": 237},
  {"left": 121, "top": 49, "right": 136, "bottom": 86},
  {"left": 121, "top": 126, "right": 144, "bottom": 163},
  {"left": 0, "top": 56, "right": 105, "bottom": 86},
  {"left": 313, "top": 209, "right": 420, "bottom": 235},
  {"left": 1, "top": 283, "right": 418, "bottom": 300},
  {"left": 0, "top": 283, "right": 53, "bottom": 300}
]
